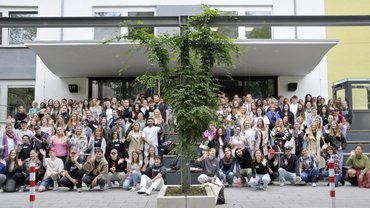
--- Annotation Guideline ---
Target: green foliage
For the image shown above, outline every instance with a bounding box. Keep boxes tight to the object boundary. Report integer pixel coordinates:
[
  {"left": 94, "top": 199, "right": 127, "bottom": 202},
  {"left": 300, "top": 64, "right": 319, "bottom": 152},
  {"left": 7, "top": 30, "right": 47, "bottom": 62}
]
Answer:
[{"left": 114, "top": 6, "right": 239, "bottom": 160}]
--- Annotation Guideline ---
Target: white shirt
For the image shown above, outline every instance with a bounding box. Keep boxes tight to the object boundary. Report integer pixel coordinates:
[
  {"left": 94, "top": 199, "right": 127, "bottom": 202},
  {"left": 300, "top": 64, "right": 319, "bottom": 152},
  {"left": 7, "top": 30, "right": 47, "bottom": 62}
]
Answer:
[
  {"left": 142, "top": 126, "right": 161, "bottom": 147},
  {"left": 290, "top": 103, "right": 298, "bottom": 118}
]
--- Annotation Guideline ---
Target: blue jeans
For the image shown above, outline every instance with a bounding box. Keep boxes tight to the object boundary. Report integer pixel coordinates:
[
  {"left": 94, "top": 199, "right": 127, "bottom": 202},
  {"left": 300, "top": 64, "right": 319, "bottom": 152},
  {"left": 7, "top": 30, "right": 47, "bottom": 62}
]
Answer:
[
  {"left": 278, "top": 168, "right": 297, "bottom": 184},
  {"left": 218, "top": 170, "right": 234, "bottom": 185},
  {"left": 123, "top": 171, "right": 141, "bottom": 189},
  {"left": 322, "top": 170, "right": 342, "bottom": 187},
  {"left": 301, "top": 168, "right": 319, "bottom": 183}
]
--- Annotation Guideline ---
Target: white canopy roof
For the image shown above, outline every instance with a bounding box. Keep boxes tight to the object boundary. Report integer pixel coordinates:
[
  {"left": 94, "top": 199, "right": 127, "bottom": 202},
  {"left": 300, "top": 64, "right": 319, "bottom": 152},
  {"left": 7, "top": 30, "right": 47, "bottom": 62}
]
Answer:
[{"left": 26, "top": 39, "right": 338, "bottom": 78}]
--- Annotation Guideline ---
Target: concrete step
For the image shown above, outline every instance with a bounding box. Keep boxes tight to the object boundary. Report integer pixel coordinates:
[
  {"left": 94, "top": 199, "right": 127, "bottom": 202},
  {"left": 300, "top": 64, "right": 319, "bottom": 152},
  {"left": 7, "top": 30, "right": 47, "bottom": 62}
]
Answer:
[
  {"left": 346, "top": 131, "right": 370, "bottom": 141},
  {"left": 162, "top": 155, "right": 177, "bottom": 168},
  {"left": 345, "top": 142, "right": 370, "bottom": 153},
  {"left": 166, "top": 170, "right": 202, "bottom": 185}
]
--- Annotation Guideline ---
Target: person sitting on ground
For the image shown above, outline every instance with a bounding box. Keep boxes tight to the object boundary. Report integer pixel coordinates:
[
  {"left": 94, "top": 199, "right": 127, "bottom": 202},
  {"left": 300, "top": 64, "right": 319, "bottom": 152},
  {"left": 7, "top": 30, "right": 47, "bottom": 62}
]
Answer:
[
  {"left": 195, "top": 148, "right": 223, "bottom": 187},
  {"left": 235, "top": 145, "right": 253, "bottom": 185},
  {"left": 38, "top": 148, "right": 64, "bottom": 192},
  {"left": 137, "top": 155, "right": 166, "bottom": 196},
  {"left": 265, "top": 148, "right": 279, "bottom": 183},
  {"left": 0, "top": 159, "right": 6, "bottom": 191},
  {"left": 82, "top": 147, "right": 108, "bottom": 190},
  {"left": 23, "top": 149, "right": 44, "bottom": 191},
  {"left": 249, "top": 149, "right": 271, "bottom": 191},
  {"left": 345, "top": 145, "right": 370, "bottom": 188},
  {"left": 4, "top": 149, "right": 24, "bottom": 192},
  {"left": 278, "top": 146, "right": 301, "bottom": 186},
  {"left": 298, "top": 148, "right": 319, "bottom": 187},
  {"left": 218, "top": 147, "right": 236, "bottom": 187},
  {"left": 321, "top": 146, "right": 342, "bottom": 187},
  {"left": 123, "top": 150, "right": 142, "bottom": 191},
  {"left": 58, "top": 148, "right": 84, "bottom": 192},
  {"left": 106, "top": 149, "right": 126, "bottom": 189}
]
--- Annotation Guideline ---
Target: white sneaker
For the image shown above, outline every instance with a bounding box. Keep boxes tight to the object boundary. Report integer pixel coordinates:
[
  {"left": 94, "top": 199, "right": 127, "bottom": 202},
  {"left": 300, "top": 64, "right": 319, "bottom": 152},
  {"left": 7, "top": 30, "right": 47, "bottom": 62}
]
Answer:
[
  {"left": 296, "top": 177, "right": 302, "bottom": 184},
  {"left": 19, "top": 186, "right": 25, "bottom": 192},
  {"left": 312, "top": 183, "right": 317, "bottom": 187},
  {"left": 137, "top": 187, "right": 147, "bottom": 194},
  {"left": 145, "top": 187, "right": 153, "bottom": 196},
  {"left": 280, "top": 182, "right": 285, "bottom": 187},
  {"left": 130, "top": 187, "right": 138, "bottom": 191},
  {"left": 77, "top": 188, "right": 82, "bottom": 193}
]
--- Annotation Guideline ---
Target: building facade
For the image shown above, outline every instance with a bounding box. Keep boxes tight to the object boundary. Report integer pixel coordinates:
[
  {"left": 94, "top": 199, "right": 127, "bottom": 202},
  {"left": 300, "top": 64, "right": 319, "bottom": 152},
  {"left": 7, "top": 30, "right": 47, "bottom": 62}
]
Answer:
[{"left": 0, "top": 0, "right": 336, "bottom": 121}]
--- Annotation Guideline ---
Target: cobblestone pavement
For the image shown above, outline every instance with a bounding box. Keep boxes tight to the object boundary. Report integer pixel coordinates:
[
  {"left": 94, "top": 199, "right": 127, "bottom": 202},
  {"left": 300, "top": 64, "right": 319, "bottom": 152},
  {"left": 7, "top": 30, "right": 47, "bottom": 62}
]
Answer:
[{"left": 0, "top": 181, "right": 369, "bottom": 208}]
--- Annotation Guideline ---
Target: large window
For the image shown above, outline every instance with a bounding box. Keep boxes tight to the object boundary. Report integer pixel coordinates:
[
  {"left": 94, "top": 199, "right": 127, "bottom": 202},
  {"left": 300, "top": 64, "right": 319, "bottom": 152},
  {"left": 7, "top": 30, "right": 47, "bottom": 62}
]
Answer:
[
  {"left": 9, "top": 12, "right": 37, "bottom": 45},
  {"left": 94, "top": 12, "right": 121, "bottom": 41},
  {"left": 216, "top": 11, "right": 239, "bottom": 39},
  {"left": 90, "top": 78, "right": 155, "bottom": 100},
  {"left": 93, "top": 8, "right": 155, "bottom": 40},
  {"left": 245, "top": 11, "right": 272, "bottom": 39},
  {"left": 7, "top": 88, "right": 34, "bottom": 117}
]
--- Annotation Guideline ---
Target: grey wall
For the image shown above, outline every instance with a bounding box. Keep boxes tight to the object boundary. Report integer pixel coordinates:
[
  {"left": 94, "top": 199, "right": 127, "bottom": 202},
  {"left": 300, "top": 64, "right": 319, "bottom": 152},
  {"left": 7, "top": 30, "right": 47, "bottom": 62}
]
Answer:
[
  {"left": 0, "top": 48, "right": 36, "bottom": 79},
  {"left": 156, "top": 5, "right": 201, "bottom": 35}
]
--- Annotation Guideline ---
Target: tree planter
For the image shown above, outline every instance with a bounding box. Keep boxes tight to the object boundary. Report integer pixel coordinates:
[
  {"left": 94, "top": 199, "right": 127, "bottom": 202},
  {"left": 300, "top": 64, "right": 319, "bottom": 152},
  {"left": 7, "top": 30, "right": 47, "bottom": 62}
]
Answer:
[{"left": 157, "top": 185, "right": 217, "bottom": 208}]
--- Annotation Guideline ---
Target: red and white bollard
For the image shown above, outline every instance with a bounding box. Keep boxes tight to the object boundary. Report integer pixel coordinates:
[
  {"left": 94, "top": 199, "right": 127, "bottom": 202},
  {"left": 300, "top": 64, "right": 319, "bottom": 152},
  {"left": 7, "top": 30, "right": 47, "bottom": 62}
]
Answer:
[
  {"left": 328, "top": 159, "right": 336, "bottom": 208},
  {"left": 29, "top": 163, "right": 36, "bottom": 208}
]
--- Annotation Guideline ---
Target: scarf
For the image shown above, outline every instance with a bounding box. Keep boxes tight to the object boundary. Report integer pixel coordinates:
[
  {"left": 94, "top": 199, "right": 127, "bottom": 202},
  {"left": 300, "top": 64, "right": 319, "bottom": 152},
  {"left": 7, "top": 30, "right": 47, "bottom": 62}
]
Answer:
[{"left": 2, "top": 131, "right": 18, "bottom": 158}]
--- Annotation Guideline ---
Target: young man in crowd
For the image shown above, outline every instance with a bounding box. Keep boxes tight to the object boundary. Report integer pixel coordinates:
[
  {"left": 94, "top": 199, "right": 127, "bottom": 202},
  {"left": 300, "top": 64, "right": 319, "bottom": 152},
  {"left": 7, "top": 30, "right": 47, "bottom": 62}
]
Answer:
[
  {"left": 82, "top": 147, "right": 108, "bottom": 190},
  {"left": 38, "top": 147, "right": 64, "bottom": 192},
  {"left": 137, "top": 156, "right": 166, "bottom": 196},
  {"left": 278, "top": 146, "right": 302, "bottom": 186}
]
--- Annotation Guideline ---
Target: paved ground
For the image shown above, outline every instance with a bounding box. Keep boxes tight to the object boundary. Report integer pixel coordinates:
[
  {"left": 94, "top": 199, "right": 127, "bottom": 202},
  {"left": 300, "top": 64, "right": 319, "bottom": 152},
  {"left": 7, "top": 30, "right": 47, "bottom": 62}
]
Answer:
[{"left": 0, "top": 181, "right": 369, "bottom": 208}]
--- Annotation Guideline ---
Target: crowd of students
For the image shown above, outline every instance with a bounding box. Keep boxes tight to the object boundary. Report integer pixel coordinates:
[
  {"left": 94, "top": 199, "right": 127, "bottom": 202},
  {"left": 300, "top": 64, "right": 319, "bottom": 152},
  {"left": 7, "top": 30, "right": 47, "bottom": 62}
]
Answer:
[{"left": 0, "top": 93, "right": 369, "bottom": 195}]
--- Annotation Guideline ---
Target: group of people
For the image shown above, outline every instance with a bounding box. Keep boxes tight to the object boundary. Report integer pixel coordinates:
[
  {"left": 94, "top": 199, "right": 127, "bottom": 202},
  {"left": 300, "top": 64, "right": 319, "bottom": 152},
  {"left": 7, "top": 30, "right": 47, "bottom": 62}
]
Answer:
[
  {"left": 199, "top": 93, "right": 369, "bottom": 190},
  {"left": 0, "top": 94, "right": 168, "bottom": 194},
  {"left": 0, "top": 92, "right": 368, "bottom": 195}
]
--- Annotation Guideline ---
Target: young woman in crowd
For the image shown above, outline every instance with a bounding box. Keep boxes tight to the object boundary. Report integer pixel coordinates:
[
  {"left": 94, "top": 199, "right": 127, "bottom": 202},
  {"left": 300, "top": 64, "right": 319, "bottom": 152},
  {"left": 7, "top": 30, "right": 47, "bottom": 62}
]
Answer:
[
  {"left": 270, "top": 119, "right": 290, "bottom": 153},
  {"left": 208, "top": 127, "right": 227, "bottom": 159},
  {"left": 87, "top": 127, "right": 107, "bottom": 158},
  {"left": 321, "top": 146, "right": 342, "bottom": 187},
  {"left": 4, "top": 150, "right": 24, "bottom": 192},
  {"left": 241, "top": 120, "right": 255, "bottom": 155},
  {"left": 254, "top": 119, "right": 269, "bottom": 156},
  {"left": 127, "top": 122, "right": 144, "bottom": 161},
  {"left": 229, "top": 126, "right": 247, "bottom": 157},
  {"left": 249, "top": 149, "right": 271, "bottom": 191},
  {"left": 279, "top": 103, "right": 294, "bottom": 126},
  {"left": 219, "top": 147, "right": 235, "bottom": 187},
  {"left": 49, "top": 127, "right": 68, "bottom": 163},
  {"left": 345, "top": 145, "right": 370, "bottom": 188},
  {"left": 123, "top": 150, "right": 142, "bottom": 191},
  {"left": 141, "top": 145, "right": 156, "bottom": 174}
]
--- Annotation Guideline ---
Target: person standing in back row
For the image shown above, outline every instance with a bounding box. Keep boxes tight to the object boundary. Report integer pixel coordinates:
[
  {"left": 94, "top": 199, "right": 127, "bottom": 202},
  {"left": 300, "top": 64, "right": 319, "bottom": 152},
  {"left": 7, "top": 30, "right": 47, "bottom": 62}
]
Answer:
[{"left": 142, "top": 118, "right": 162, "bottom": 156}]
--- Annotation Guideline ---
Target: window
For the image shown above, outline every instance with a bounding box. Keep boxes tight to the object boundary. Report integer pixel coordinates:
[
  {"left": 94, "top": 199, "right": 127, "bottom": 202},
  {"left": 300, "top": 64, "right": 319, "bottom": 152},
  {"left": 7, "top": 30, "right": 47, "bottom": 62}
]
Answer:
[
  {"left": 94, "top": 12, "right": 121, "bottom": 41},
  {"left": 351, "top": 84, "right": 370, "bottom": 110},
  {"left": 245, "top": 11, "right": 272, "bottom": 39},
  {"left": 7, "top": 88, "right": 34, "bottom": 117},
  {"left": 0, "top": 12, "right": 2, "bottom": 45},
  {"left": 127, "top": 11, "right": 155, "bottom": 38},
  {"left": 213, "top": 11, "right": 239, "bottom": 39},
  {"left": 90, "top": 78, "right": 154, "bottom": 100},
  {"left": 9, "top": 12, "right": 37, "bottom": 45},
  {"left": 93, "top": 8, "right": 156, "bottom": 40}
]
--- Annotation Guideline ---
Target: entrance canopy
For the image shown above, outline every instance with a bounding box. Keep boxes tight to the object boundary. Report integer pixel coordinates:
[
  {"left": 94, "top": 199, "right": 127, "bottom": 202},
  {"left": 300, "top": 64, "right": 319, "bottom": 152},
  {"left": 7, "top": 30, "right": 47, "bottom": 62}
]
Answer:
[{"left": 26, "top": 39, "right": 337, "bottom": 77}]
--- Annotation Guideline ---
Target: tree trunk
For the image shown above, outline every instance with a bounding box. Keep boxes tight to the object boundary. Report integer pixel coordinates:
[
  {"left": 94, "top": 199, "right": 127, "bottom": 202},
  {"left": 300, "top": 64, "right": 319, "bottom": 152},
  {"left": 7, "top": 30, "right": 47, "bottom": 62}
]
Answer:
[{"left": 181, "top": 154, "right": 191, "bottom": 193}]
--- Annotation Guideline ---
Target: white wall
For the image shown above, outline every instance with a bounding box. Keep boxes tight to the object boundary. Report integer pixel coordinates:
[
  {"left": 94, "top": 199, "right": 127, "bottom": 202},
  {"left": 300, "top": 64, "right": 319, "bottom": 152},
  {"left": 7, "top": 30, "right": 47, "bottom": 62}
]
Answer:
[{"left": 34, "top": 57, "right": 88, "bottom": 102}]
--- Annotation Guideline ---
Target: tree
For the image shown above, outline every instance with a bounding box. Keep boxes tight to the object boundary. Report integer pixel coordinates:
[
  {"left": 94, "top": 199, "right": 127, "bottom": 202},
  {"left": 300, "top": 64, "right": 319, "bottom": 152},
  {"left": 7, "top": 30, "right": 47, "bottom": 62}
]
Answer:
[{"left": 114, "top": 5, "right": 239, "bottom": 193}]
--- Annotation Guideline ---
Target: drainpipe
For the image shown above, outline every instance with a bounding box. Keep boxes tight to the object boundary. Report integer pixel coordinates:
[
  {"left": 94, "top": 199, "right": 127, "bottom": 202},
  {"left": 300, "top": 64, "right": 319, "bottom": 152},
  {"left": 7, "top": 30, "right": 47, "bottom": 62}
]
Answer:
[
  {"left": 60, "top": 0, "right": 64, "bottom": 40},
  {"left": 293, "top": 0, "right": 298, "bottom": 39}
]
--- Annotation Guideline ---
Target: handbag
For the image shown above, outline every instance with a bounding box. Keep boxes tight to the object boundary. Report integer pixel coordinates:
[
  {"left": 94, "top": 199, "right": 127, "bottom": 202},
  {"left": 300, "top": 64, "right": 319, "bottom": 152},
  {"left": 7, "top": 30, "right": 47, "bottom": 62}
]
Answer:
[{"left": 170, "top": 155, "right": 181, "bottom": 170}]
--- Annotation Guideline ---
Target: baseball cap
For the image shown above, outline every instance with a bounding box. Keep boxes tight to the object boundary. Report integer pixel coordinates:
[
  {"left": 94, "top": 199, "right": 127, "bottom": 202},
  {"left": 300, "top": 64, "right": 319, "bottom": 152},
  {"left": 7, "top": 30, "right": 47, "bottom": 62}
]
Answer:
[{"left": 268, "top": 148, "right": 276, "bottom": 154}]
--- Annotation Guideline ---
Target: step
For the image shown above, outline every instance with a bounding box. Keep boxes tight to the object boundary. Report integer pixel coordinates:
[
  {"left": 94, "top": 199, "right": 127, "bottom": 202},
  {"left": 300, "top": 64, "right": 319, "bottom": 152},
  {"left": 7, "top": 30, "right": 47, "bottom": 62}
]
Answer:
[
  {"left": 346, "top": 131, "right": 370, "bottom": 141},
  {"left": 166, "top": 171, "right": 202, "bottom": 185},
  {"left": 162, "top": 155, "right": 177, "bottom": 168},
  {"left": 345, "top": 143, "right": 370, "bottom": 153}
]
